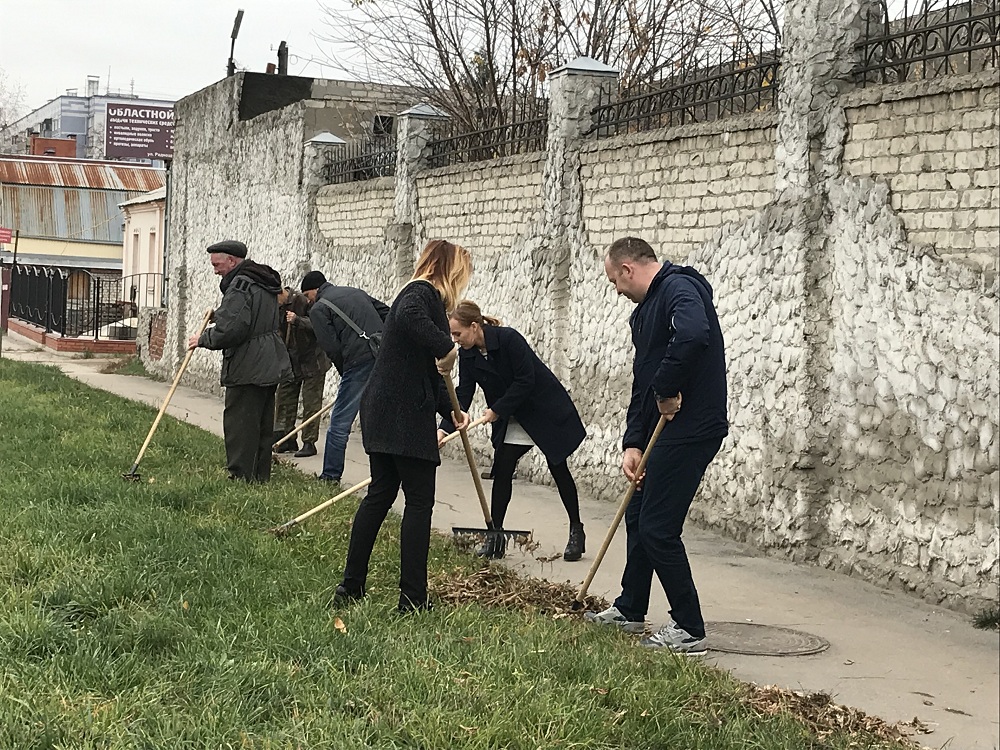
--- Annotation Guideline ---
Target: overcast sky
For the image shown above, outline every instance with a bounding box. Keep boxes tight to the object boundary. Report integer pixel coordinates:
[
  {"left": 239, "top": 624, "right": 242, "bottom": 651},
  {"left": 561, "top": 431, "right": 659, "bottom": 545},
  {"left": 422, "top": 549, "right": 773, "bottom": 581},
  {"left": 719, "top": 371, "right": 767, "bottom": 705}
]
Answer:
[{"left": 0, "top": 0, "right": 354, "bottom": 112}]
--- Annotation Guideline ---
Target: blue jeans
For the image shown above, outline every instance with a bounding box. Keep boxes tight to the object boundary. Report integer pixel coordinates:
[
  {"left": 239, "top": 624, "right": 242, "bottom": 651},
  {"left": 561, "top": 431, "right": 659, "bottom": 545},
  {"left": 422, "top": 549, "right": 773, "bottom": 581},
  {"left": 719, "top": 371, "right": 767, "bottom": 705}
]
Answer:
[
  {"left": 614, "top": 435, "right": 722, "bottom": 639},
  {"left": 320, "top": 359, "right": 375, "bottom": 481}
]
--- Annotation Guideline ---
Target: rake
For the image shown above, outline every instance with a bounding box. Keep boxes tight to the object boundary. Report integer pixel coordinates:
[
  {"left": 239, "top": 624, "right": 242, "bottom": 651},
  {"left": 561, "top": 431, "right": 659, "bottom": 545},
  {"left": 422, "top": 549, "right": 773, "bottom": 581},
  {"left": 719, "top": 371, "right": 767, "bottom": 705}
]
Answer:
[
  {"left": 123, "top": 308, "right": 213, "bottom": 482},
  {"left": 442, "top": 371, "right": 531, "bottom": 546},
  {"left": 570, "top": 414, "right": 668, "bottom": 611},
  {"left": 268, "top": 415, "right": 490, "bottom": 536}
]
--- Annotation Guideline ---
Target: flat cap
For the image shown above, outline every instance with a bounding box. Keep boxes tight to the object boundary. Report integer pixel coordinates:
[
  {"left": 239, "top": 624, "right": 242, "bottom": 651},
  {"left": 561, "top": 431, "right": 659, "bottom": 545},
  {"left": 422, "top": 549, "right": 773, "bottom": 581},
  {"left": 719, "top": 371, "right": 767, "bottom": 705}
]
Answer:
[{"left": 206, "top": 240, "right": 247, "bottom": 258}]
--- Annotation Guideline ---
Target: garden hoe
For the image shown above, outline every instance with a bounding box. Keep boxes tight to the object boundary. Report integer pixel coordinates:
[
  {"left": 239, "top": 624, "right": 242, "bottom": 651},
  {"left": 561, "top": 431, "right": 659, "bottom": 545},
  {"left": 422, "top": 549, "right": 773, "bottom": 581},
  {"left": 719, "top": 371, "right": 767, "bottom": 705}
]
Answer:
[
  {"left": 123, "top": 308, "right": 213, "bottom": 482},
  {"left": 442, "top": 371, "right": 531, "bottom": 548},
  {"left": 268, "top": 416, "right": 490, "bottom": 536},
  {"left": 570, "top": 414, "right": 668, "bottom": 611}
]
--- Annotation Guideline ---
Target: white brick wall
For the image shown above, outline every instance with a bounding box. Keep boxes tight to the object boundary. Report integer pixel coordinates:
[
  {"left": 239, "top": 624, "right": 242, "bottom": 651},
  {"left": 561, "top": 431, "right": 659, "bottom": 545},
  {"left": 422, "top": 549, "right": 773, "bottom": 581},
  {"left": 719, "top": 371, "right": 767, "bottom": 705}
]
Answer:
[{"left": 842, "top": 72, "right": 1000, "bottom": 270}]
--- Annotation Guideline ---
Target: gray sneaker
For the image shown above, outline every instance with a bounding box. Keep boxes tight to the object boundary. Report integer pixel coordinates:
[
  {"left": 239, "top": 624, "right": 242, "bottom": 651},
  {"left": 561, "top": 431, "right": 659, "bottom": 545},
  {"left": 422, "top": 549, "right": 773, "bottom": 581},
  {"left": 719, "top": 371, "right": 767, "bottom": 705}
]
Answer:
[
  {"left": 583, "top": 606, "right": 647, "bottom": 634},
  {"left": 640, "top": 623, "right": 707, "bottom": 655}
]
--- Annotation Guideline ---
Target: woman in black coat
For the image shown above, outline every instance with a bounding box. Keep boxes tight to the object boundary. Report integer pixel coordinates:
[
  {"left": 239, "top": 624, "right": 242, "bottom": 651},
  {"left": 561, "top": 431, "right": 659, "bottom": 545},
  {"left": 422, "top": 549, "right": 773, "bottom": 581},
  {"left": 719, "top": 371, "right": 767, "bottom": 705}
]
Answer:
[
  {"left": 336, "top": 239, "right": 471, "bottom": 613},
  {"left": 439, "top": 300, "right": 587, "bottom": 561}
]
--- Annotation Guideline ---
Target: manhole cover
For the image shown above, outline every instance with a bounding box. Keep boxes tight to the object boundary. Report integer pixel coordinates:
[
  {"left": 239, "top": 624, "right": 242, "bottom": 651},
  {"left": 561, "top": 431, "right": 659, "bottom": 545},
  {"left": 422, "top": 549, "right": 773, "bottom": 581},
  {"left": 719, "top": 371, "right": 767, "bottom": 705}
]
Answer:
[{"left": 705, "top": 621, "right": 829, "bottom": 656}]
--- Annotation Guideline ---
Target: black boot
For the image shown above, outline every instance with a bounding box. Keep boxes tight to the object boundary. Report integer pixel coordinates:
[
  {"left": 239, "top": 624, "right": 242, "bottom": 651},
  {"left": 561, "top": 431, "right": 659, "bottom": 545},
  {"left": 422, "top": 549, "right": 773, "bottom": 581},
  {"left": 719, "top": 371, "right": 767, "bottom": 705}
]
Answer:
[
  {"left": 294, "top": 442, "right": 317, "bottom": 457},
  {"left": 475, "top": 533, "right": 506, "bottom": 559},
  {"left": 564, "top": 523, "right": 585, "bottom": 562}
]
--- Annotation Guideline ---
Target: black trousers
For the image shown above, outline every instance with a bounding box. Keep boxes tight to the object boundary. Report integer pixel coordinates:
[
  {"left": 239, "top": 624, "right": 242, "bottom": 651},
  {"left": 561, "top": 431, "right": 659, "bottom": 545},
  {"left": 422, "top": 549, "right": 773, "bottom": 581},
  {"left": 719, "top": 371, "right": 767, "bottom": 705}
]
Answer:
[
  {"left": 223, "top": 384, "right": 277, "bottom": 483},
  {"left": 614, "top": 436, "right": 723, "bottom": 639},
  {"left": 491, "top": 442, "right": 581, "bottom": 529},
  {"left": 342, "top": 452, "right": 437, "bottom": 609}
]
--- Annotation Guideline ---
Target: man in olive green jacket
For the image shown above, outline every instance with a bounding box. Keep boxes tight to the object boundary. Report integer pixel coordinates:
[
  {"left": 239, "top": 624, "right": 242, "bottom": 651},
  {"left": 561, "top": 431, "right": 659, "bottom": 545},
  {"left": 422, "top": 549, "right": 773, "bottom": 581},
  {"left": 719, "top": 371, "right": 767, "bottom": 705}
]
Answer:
[{"left": 188, "top": 240, "right": 291, "bottom": 482}]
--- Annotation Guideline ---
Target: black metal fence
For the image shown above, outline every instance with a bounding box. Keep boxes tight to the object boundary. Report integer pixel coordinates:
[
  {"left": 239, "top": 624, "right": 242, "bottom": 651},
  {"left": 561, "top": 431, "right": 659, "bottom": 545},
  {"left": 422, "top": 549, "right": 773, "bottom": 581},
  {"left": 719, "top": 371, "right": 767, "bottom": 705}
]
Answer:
[
  {"left": 323, "top": 137, "right": 397, "bottom": 184},
  {"left": 855, "top": 0, "right": 999, "bottom": 85},
  {"left": 588, "top": 43, "right": 782, "bottom": 139},
  {"left": 8, "top": 265, "right": 163, "bottom": 340},
  {"left": 427, "top": 110, "right": 549, "bottom": 168}
]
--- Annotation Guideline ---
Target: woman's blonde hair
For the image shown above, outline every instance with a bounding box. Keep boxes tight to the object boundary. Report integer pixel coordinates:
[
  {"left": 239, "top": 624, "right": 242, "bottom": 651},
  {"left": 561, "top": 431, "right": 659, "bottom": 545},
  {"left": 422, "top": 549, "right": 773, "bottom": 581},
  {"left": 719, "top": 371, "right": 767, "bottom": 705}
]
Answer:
[
  {"left": 451, "top": 299, "right": 502, "bottom": 328},
  {"left": 412, "top": 239, "right": 472, "bottom": 311}
]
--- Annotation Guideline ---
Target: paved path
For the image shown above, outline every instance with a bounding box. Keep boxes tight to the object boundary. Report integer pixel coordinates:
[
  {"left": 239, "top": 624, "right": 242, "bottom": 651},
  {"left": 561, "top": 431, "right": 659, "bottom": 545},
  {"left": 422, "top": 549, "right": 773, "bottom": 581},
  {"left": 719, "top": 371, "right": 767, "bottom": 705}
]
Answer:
[{"left": 3, "top": 331, "right": 997, "bottom": 749}]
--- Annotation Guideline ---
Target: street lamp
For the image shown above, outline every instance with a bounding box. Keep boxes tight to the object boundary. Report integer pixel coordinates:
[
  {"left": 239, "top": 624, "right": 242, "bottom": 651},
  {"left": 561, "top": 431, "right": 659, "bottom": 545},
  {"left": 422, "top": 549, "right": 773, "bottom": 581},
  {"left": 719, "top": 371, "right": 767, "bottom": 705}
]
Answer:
[{"left": 226, "top": 9, "right": 245, "bottom": 77}]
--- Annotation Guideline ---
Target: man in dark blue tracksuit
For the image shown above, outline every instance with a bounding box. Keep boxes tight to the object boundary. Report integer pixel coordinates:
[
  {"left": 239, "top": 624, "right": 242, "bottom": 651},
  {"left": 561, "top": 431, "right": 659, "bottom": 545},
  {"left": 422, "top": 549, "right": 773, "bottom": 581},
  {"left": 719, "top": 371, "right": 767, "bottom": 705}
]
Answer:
[{"left": 586, "top": 236, "right": 728, "bottom": 655}]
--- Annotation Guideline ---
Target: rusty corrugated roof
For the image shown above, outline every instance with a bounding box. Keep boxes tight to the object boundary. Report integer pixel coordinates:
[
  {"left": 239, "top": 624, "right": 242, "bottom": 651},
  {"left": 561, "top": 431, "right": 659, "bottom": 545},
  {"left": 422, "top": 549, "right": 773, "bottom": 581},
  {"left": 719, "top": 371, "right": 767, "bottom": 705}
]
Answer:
[
  {"left": 0, "top": 155, "right": 165, "bottom": 191},
  {"left": 1, "top": 184, "right": 135, "bottom": 243}
]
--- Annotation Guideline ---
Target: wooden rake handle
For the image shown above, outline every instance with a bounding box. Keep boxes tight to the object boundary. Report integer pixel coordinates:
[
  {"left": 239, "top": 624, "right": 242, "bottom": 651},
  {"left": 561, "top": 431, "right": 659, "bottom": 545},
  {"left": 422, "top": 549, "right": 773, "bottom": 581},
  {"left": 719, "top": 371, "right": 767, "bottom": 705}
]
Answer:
[
  {"left": 273, "top": 415, "right": 489, "bottom": 533},
  {"left": 442, "top": 369, "right": 493, "bottom": 528},
  {"left": 273, "top": 398, "right": 336, "bottom": 447},
  {"left": 127, "top": 308, "right": 213, "bottom": 474},
  {"left": 573, "top": 415, "right": 669, "bottom": 608}
]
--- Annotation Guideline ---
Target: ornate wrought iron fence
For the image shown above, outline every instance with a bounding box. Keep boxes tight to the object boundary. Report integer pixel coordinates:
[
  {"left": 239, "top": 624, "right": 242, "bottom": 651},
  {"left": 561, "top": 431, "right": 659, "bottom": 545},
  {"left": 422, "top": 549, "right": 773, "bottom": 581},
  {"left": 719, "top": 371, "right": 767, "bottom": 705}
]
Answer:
[
  {"left": 323, "top": 137, "right": 397, "bottom": 184},
  {"left": 8, "top": 264, "right": 162, "bottom": 340},
  {"left": 428, "top": 113, "right": 549, "bottom": 168},
  {"left": 8, "top": 265, "right": 68, "bottom": 333},
  {"left": 588, "top": 44, "right": 781, "bottom": 139},
  {"left": 856, "top": 0, "right": 999, "bottom": 85}
]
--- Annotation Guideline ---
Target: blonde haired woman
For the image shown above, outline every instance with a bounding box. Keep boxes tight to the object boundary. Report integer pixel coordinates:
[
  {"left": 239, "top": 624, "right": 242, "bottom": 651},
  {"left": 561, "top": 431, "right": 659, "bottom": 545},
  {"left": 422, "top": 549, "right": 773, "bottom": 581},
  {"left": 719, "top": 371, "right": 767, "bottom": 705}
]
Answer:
[{"left": 335, "top": 239, "right": 471, "bottom": 613}]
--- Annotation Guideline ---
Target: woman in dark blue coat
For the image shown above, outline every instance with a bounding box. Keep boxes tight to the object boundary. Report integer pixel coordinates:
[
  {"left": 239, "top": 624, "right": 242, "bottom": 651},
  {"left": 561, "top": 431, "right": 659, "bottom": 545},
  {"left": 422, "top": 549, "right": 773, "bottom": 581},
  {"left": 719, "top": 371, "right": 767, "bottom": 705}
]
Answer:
[{"left": 439, "top": 300, "right": 587, "bottom": 561}]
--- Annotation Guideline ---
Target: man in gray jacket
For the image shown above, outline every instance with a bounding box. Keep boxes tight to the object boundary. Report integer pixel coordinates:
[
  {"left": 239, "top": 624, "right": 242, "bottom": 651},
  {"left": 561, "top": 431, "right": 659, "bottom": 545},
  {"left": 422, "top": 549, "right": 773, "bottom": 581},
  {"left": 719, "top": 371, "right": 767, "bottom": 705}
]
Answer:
[
  {"left": 188, "top": 240, "right": 291, "bottom": 482},
  {"left": 301, "top": 270, "right": 388, "bottom": 484}
]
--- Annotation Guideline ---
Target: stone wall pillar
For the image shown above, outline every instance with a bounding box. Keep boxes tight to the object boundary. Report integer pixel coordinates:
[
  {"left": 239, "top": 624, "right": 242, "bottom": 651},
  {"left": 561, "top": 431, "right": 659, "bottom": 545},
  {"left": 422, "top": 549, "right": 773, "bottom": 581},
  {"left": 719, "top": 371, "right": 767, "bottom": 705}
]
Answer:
[
  {"left": 392, "top": 104, "right": 449, "bottom": 284},
  {"left": 536, "top": 58, "right": 618, "bottom": 376},
  {"left": 772, "top": 0, "right": 880, "bottom": 547},
  {"left": 776, "top": 0, "right": 877, "bottom": 194}
]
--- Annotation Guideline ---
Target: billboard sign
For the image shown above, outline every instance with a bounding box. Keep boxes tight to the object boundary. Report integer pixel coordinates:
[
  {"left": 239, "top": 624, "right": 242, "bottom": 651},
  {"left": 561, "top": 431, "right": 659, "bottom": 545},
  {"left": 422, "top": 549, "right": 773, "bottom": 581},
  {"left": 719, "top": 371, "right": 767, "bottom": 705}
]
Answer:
[
  {"left": 0, "top": 227, "right": 11, "bottom": 244},
  {"left": 105, "top": 103, "right": 174, "bottom": 160}
]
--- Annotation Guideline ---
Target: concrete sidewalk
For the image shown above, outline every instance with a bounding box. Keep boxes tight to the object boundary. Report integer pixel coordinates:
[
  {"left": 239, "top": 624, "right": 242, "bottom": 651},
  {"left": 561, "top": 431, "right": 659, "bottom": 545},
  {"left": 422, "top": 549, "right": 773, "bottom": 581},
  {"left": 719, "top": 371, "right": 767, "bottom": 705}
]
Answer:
[{"left": 3, "top": 331, "right": 998, "bottom": 750}]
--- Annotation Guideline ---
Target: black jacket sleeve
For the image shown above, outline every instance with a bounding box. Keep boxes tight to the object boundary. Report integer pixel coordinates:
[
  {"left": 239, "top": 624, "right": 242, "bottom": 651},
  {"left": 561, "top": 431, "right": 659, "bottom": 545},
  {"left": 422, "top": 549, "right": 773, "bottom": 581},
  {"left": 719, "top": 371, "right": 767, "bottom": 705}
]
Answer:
[
  {"left": 489, "top": 330, "right": 535, "bottom": 419},
  {"left": 396, "top": 284, "right": 454, "bottom": 359},
  {"left": 199, "top": 284, "right": 252, "bottom": 350},
  {"left": 368, "top": 294, "right": 390, "bottom": 322},
  {"left": 651, "top": 278, "right": 711, "bottom": 399},
  {"left": 309, "top": 305, "right": 343, "bottom": 370}
]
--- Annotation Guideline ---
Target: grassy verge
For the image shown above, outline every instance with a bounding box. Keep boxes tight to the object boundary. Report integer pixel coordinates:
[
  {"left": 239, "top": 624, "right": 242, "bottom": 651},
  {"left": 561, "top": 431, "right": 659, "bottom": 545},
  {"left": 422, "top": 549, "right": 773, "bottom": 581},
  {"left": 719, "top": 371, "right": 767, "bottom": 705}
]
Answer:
[
  {"left": 100, "top": 354, "right": 162, "bottom": 379},
  {"left": 0, "top": 359, "right": 920, "bottom": 750}
]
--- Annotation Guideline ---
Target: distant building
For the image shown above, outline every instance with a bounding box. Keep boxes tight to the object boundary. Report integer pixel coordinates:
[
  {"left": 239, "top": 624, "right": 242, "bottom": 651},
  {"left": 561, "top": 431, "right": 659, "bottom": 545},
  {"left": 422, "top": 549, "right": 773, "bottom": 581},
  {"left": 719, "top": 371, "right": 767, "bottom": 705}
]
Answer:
[
  {"left": 0, "top": 154, "right": 164, "bottom": 272},
  {"left": 0, "top": 76, "right": 173, "bottom": 164},
  {"left": 120, "top": 187, "right": 166, "bottom": 307},
  {"left": 29, "top": 135, "right": 78, "bottom": 157}
]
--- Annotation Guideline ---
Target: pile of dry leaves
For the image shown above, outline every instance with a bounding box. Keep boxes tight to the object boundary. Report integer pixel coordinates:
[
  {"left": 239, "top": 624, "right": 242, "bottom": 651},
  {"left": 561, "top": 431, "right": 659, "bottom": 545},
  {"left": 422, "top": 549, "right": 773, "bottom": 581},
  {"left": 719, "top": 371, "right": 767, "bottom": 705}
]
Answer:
[
  {"left": 429, "top": 562, "right": 608, "bottom": 615},
  {"left": 745, "top": 684, "right": 931, "bottom": 748}
]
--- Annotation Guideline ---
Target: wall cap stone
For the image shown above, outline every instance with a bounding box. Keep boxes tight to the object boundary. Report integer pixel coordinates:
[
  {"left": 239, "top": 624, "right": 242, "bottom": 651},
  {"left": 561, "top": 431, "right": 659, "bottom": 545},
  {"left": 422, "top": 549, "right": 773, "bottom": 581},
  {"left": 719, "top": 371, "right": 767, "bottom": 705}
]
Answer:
[
  {"left": 580, "top": 110, "right": 778, "bottom": 154},
  {"left": 840, "top": 70, "right": 999, "bottom": 110},
  {"left": 551, "top": 56, "right": 619, "bottom": 78},
  {"left": 317, "top": 175, "right": 395, "bottom": 199},
  {"left": 417, "top": 150, "right": 547, "bottom": 180}
]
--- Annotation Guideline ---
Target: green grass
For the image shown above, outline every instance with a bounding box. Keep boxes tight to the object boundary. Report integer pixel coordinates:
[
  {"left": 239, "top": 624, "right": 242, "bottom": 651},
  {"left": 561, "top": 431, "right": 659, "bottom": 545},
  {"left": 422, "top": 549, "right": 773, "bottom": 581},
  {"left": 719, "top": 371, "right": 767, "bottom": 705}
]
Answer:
[
  {"left": 100, "top": 354, "right": 162, "bottom": 379},
  {"left": 0, "top": 359, "right": 917, "bottom": 750}
]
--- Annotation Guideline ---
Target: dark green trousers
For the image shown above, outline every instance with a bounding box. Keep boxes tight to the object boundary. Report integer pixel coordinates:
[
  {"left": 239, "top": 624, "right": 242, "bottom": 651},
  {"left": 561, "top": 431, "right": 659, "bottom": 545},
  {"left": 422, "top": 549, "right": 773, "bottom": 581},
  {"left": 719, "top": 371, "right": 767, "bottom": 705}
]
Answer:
[
  {"left": 274, "top": 373, "right": 326, "bottom": 444},
  {"left": 224, "top": 384, "right": 277, "bottom": 482}
]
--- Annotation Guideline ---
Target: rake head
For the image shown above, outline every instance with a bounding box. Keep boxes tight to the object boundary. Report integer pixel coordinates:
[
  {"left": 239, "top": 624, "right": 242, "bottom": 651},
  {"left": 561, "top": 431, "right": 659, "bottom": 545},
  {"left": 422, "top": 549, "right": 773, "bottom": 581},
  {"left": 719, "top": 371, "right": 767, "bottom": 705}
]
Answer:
[
  {"left": 451, "top": 526, "right": 532, "bottom": 543},
  {"left": 267, "top": 520, "right": 298, "bottom": 537},
  {"left": 122, "top": 471, "right": 142, "bottom": 482}
]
